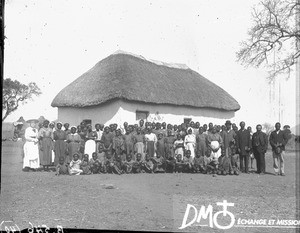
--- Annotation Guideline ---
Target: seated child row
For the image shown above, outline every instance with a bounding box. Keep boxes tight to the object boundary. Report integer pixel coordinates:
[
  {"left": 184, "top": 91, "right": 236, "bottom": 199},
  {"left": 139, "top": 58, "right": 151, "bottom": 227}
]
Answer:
[{"left": 56, "top": 148, "right": 238, "bottom": 176}]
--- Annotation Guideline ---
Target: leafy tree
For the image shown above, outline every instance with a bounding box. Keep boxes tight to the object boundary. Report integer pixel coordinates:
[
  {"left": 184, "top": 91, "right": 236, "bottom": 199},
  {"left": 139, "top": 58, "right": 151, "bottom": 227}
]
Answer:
[
  {"left": 2, "top": 78, "right": 41, "bottom": 122},
  {"left": 262, "top": 122, "right": 274, "bottom": 135},
  {"left": 237, "top": 0, "right": 300, "bottom": 79}
]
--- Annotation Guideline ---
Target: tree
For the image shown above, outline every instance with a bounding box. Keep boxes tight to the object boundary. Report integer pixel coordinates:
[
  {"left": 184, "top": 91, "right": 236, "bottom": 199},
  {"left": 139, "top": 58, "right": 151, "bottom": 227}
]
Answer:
[
  {"left": 262, "top": 122, "right": 274, "bottom": 135},
  {"left": 237, "top": 0, "right": 300, "bottom": 79},
  {"left": 2, "top": 78, "right": 41, "bottom": 122}
]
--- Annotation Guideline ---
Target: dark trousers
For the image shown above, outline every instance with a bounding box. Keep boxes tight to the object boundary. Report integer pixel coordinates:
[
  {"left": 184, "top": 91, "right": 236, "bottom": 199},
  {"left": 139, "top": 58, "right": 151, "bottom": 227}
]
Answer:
[
  {"left": 253, "top": 149, "right": 265, "bottom": 173},
  {"left": 239, "top": 154, "right": 250, "bottom": 173}
]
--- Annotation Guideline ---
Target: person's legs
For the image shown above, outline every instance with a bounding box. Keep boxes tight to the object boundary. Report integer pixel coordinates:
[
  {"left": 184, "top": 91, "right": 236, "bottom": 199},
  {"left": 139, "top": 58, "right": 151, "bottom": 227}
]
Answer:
[
  {"left": 279, "top": 151, "right": 285, "bottom": 175},
  {"left": 260, "top": 152, "right": 266, "bottom": 173},
  {"left": 244, "top": 154, "right": 250, "bottom": 173},
  {"left": 239, "top": 154, "right": 244, "bottom": 172},
  {"left": 273, "top": 151, "right": 279, "bottom": 174},
  {"left": 254, "top": 151, "right": 261, "bottom": 173}
]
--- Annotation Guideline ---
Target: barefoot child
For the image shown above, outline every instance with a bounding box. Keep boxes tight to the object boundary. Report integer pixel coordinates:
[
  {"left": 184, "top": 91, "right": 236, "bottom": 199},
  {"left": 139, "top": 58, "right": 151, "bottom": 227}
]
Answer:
[
  {"left": 183, "top": 150, "right": 193, "bottom": 173},
  {"left": 89, "top": 152, "right": 101, "bottom": 174},
  {"left": 152, "top": 152, "right": 165, "bottom": 173},
  {"left": 122, "top": 153, "right": 135, "bottom": 174},
  {"left": 132, "top": 153, "right": 143, "bottom": 173},
  {"left": 142, "top": 153, "right": 154, "bottom": 173},
  {"left": 165, "top": 153, "right": 176, "bottom": 173},
  {"left": 55, "top": 156, "right": 69, "bottom": 175},
  {"left": 175, "top": 154, "right": 185, "bottom": 173},
  {"left": 80, "top": 154, "right": 91, "bottom": 175},
  {"left": 69, "top": 153, "right": 83, "bottom": 175},
  {"left": 192, "top": 151, "right": 203, "bottom": 173}
]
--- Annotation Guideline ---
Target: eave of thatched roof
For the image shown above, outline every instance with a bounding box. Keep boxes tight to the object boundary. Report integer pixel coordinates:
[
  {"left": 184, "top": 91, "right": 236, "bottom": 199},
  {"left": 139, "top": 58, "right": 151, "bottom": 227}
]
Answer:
[{"left": 51, "top": 52, "right": 240, "bottom": 111}]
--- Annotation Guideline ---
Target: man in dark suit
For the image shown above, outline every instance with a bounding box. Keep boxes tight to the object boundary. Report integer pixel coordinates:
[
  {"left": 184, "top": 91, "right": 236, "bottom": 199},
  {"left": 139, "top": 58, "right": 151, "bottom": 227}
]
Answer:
[
  {"left": 236, "top": 121, "right": 252, "bottom": 173},
  {"left": 252, "top": 124, "right": 268, "bottom": 174},
  {"left": 269, "top": 122, "right": 288, "bottom": 176}
]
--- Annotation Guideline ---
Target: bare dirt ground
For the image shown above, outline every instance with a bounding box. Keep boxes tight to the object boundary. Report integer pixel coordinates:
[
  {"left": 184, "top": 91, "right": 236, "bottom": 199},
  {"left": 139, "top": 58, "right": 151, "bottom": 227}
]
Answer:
[{"left": 1, "top": 140, "right": 299, "bottom": 233}]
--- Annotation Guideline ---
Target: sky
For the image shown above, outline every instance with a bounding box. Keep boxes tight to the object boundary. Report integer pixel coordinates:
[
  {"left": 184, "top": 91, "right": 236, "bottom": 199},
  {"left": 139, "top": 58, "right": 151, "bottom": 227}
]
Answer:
[{"left": 3, "top": 0, "right": 298, "bottom": 131}]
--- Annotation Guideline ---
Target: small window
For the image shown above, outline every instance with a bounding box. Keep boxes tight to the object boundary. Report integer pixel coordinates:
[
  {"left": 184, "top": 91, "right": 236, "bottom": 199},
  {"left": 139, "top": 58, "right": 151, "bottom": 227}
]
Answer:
[
  {"left": 136, "top": 111, "right": 149, "bottom": 121},
  {"left": 82, "top": 119, "right": 92, "bottom": 125},
  {"left": 184, "top": 118, "right": 192, "bottom": 124}
]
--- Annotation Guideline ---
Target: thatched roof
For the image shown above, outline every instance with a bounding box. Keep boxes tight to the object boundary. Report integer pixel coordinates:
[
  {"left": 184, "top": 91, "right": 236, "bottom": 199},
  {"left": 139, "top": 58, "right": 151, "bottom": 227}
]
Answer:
[{"left": 51, "top": 52, "right": 240, "bottom": 111}]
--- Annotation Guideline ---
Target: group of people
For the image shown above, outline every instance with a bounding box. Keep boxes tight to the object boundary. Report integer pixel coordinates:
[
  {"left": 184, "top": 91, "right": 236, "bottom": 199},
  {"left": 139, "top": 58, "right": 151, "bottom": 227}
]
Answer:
[{"left": 22, "top": 118, "right": 291, "bottom": 176}]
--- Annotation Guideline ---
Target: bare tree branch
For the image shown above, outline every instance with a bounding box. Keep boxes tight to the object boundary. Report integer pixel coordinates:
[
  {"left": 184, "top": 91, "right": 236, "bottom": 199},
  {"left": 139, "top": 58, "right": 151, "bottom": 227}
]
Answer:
[{"left": 237, "top": 0, "right": 300, "bottom": 79}]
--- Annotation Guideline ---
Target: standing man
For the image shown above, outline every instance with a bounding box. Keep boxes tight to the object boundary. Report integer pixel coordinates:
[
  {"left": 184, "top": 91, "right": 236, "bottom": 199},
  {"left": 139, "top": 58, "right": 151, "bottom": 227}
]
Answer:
[
  {"left": 269, "top": 122, "right": 288, "bottom": 176},
  {"left": 221, "top": 120, "right": 238, "bottom": 174},
  {"left": 236, "top": 121, "right": 251, "bottom": 173},
  {"left": 252, "top": 124, "right": 268, "bottom": 174}
]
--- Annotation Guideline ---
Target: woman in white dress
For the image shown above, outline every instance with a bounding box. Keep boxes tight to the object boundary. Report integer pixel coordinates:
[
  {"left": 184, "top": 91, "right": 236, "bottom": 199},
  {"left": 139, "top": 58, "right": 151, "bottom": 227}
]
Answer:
[
  {"left": 23, "top": 119, "right": 40, "bottom": 171},
  {"left": 184, "top": 127, "right": 196, "bottom": 158}
]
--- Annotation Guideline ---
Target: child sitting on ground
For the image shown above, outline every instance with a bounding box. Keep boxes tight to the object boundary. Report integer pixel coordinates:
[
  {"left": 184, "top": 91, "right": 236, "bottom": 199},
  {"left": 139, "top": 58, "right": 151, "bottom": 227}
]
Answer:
[
  {"left": 192, "top": 151, "right": 204, "bottom": 173},
  {"left": 165, "top": 153, "right": 176, "bottom": 173},
  {"left": 206, "top": 148, "right": 219, "bottom": 175},
  {"left": 132, "top": 153, "right": 143, "bottom": 173},
  {"left": 55, "top": 156, "right": 69, "bottom": 175},
  {"left": 80, "top": 154, "right": 91, "bottom": 175},
  {"left": 175, "top": 154, "right": 185, "bottom": 173},
  {"left": 112, "top": 154, "right": 123, "bottom": 175},
  {"left": 142, "top": 154, "right": 154, "bottom": 173},
  {"left": 89, "top": 152, "right": 101, "bottom": 174},
  {"left": 183, "top": 150, "right": 193, "bottom": 173},
  {"left": 122, "top": 153, "right": 135, "bottom": 174},
  {"left": 217, "top": 150, "right": 230, "bottom": 175},
  {"left": 152, "top": 152, "right": 165, "bottom": 173},
  {"left": 69, "top": 153, "right": 83, "bottom": 175}
]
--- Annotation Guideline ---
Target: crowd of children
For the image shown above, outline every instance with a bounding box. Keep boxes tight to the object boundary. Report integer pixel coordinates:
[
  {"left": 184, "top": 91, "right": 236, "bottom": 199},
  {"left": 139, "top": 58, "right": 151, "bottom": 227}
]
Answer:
[{"left": 23, "top": 118, "right": 291, "bottom": 176}]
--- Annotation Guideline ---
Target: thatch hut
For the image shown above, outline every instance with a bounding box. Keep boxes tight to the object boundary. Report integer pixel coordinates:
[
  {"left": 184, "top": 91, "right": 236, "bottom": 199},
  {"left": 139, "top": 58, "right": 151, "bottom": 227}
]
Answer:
[{"left": 51, "top": 51, "right": 240, "bottom": 127}]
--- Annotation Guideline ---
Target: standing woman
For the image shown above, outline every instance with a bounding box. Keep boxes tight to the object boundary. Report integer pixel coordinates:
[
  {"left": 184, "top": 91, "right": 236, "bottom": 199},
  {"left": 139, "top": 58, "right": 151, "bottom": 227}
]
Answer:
[
  {"left": 184, "top": 127, "right": 196, "bottom": 158},
  {"left": 66, "top": 126, "right": 81, "bottom": 163},
  {"left": 38, "top": 120, "right": 54, "bottom": 171},
  {"left": 23, "top": 119, "right": 40, "bottom": 171},
  {"left": 53, "top": 122, "right": 67, "bottom": 165},
  {"left": 196, "top": 127, "right": 207, "bottom": 157},
  {"left": 84, "top": 124, "right": 97, "bottom": 159},
  {"left": 49, "top": 122, "right": 55, "bottom": 165},
  {"left": 144, "top": 128, "right": 157, "bottom": 158}
]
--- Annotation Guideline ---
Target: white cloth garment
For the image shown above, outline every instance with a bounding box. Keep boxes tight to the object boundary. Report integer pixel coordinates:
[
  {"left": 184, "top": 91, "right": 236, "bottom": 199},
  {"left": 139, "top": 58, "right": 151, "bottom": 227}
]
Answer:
[{"left": 23, "top": 127, "right": 39, "bottom": 168}]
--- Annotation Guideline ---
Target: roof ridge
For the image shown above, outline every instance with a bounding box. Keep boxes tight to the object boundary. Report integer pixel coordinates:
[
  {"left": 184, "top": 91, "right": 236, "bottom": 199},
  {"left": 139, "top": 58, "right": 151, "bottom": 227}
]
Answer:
[{"left": 113, "top": 50, "right": 190, "bottom": 70}]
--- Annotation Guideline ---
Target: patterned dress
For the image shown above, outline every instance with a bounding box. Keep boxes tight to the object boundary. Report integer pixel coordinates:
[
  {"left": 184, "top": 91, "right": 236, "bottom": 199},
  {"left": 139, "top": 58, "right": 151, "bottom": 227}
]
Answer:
[
  {"left": 66, "top": 133, "right": 81, "bottom": 163},
  {"left": 38, "top": 127, "right": 53, "bottom": 166},
  {"left": 53, "top": 129, "right": 67, "bottom": 165}
]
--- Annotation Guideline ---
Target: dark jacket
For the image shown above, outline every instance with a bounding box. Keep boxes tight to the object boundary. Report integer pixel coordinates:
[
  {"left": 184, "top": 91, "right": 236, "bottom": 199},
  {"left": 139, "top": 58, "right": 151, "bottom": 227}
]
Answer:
[
  {"left": 252, "top": 131, "right": 268, "bottom": 153},
  {"left": 236, "top": 129, "right": 251, "bottom": 155},
  {"left": 269, "top": 130, "right": 288, "bottom": 151}
]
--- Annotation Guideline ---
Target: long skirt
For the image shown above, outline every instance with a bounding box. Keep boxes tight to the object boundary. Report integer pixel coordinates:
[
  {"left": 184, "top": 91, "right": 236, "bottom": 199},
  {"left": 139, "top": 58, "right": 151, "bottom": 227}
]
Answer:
[
  {"left": 134, "top": 142, "right": 145, "bottom": 160},
  {"left": 125, "top": 142, "right": 134, "bottom": 156},
  {"left": 54, "top": 140, "right": 66, "bottom": 165},
  {"left": 23, "top": 141, "right": 39, "bottom": 169},
  {"left": 84, "top": 140, "right": 96, "bottom": 159},
  {"left": 165, "top": 143, "right": 174, "bottom": 158},
  {"left": 67, "top": 142, "right": 81, "bottom": 163},
  {"left": 69, "top": 167, "right": 83, "bottom": 175},
  {"left": 197, "top": 142, "right": 207, "bottom": 157},
  {"left": 40, "top": 137, "right": 53, "bottom": 166},
  {"left": 146, "top": 141, "right": 155, "bottom": 158}
]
